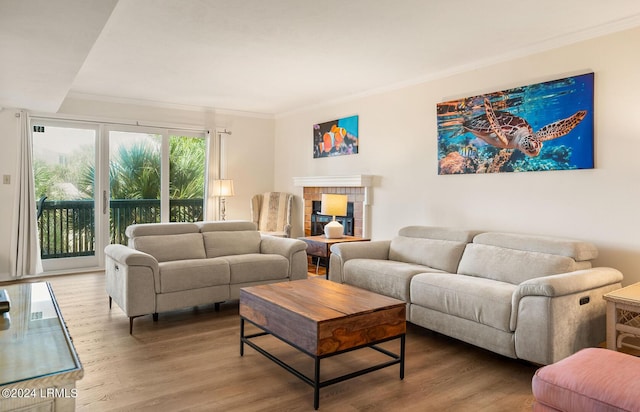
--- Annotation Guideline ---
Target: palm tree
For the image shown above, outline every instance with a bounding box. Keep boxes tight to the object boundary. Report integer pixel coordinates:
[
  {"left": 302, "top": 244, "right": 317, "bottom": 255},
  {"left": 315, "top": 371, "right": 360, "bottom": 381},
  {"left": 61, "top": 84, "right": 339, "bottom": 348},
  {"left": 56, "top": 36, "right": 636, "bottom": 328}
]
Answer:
[
  {"left": 108, "top": 135, "right": 206, "bottom": 241},
  {"left": 169, "top": 137, "right": 206, "bottom": 222},
  {"left": 169, "top": 137, "right": 205, "bottom": 199},
  {"left": 36, "top": 134, "right": 207, "bottom": 249}
]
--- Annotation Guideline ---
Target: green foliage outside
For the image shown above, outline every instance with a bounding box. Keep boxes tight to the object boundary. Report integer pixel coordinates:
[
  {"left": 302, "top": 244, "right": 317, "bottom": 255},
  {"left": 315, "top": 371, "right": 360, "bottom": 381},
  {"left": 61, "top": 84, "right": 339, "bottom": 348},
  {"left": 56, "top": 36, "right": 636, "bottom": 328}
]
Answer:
[
  {"left": 35, "top": 135, "right": 206, "bottom": 201},
  {"left": 35, "top": 134, "right": 206, "bottom": 255}
]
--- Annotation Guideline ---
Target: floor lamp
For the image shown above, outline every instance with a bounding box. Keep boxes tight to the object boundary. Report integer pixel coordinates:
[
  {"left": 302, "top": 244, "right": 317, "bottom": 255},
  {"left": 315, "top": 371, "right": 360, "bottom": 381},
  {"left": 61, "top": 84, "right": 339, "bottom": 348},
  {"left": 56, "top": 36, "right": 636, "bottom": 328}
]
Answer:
[{"left": 213, "top": 179, "right": 235, "bottom": 221}]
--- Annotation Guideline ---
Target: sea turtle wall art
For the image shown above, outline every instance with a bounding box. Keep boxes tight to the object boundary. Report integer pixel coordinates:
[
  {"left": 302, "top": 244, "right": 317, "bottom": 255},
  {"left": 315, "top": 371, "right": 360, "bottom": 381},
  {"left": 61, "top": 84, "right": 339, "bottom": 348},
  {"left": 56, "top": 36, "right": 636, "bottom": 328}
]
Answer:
[{"left": 437, "top": 73, "right": 594, "bottom": 174}]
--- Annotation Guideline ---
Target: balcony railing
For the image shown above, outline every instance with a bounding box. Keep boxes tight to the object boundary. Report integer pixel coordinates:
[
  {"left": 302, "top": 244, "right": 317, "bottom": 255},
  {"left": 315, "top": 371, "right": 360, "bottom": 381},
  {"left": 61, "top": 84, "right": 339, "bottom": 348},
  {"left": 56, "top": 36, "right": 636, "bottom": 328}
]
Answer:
[{"left": 37, "top": 198, "right": 204, "bottom": 259}]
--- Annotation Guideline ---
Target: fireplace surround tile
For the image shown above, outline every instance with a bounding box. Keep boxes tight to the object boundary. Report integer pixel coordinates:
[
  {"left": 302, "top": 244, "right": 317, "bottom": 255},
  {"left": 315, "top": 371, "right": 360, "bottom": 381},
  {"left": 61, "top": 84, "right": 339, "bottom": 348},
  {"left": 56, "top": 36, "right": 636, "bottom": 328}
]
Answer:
[{"left": 303, "top": 186, "right": 365, "bottom": 237}]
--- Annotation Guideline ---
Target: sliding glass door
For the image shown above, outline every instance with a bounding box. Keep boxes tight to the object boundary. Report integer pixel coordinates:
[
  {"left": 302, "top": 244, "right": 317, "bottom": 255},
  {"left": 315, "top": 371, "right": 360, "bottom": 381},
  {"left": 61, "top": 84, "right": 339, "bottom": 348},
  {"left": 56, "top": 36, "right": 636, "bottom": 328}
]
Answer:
[
  {"left": 106, "top": 129, "right": 207, "bottom": 245},
  {"left": 32, "top": 120, "right": 101, "bottom": 271},
  {"left": 107, "top": 130, "right": 162, "bottom": 244},
  {"left": 32, "top": 119, "right": 208, "bottom": 272}
]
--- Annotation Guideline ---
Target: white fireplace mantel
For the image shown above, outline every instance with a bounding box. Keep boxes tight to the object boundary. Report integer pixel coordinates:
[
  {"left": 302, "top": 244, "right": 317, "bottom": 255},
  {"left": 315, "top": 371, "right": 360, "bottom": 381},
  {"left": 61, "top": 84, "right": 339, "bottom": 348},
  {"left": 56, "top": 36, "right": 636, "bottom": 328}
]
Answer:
[
  {"left": 294, "top": 174, "right": 375, "bottom": 238},
  {"left": 293, "top": 174, "right": 373, "bottom": 188}
]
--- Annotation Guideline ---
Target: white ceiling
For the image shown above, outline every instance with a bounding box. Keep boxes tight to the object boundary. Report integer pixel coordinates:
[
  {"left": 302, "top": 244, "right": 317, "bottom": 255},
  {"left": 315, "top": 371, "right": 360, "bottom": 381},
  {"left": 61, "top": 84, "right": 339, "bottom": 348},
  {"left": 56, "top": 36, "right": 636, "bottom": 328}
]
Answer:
[{"left": 2, "top": 0, "right": 640, "bottom": 115}]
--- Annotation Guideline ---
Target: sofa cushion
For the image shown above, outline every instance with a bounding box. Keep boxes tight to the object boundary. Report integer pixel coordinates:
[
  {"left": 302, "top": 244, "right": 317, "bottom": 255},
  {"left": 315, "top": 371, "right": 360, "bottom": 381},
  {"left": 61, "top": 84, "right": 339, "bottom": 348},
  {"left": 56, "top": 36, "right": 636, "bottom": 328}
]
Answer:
[
  {"left": 343, "top": 259, "right": 444, "bottom": 301},
  {"left": 126, "top": 222, "right": 199, "bottom": 239},
  {"left": 196, "top": 220, "right": 258, "bottom": 232},
  {"left": 158, "top": 258, "right": 230, "bottom": 293},
  {"left": 458, "top": 243, "right": 582, "bottom": 285},
  {"left": 410, "top": 273, "right": 516, "bottom": 332},
  {"left": 397, "top": 226, "right": 479, "bottom": 243},
  {"left": 389, "top": 236, "right": 467, "bottom": 273},
  {"left": 202, "top": 231, "right": 261, "bottom": 258},
  {"left": 131, "top": 233, "right": 206, "bottom": 262},
  {"left": 473, "top": 232, "right": 598, "bottom": 262},
  {"left": 220, "top": 253, "right": 289, "bottom": 284}
]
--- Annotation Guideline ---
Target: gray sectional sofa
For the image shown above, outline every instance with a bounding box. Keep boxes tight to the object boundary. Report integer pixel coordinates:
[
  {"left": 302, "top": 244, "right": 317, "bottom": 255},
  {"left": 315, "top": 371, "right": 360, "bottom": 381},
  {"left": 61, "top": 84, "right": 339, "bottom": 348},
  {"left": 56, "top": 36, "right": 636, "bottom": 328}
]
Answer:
[
  {"left": 104, "top": 220, "right": 308, "bottom": 333},
  {"left": 328, "top": 226, "right": 623, "bottom": 365}
]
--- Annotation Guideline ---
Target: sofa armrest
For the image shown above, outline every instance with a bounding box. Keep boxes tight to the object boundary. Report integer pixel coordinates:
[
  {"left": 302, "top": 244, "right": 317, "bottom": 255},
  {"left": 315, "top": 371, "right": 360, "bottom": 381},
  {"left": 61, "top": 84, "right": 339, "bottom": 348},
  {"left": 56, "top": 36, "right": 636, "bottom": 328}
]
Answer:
[
  {"left": 514, "top": 267, "right": 623, "bottom": 301},
  {"left": 259, "top": 236, "right": 308, "bottom": 280},
  {"left": 260, "top": 235, "right": 307, "bottom": 257},
  {"left": 331, "top": 240, "right": 391, "bottom": 261},
  {"left": 104, "top": 244, "right": 160, "bottom": 317},
  {"left": 105, "top": 244, "right": 159, "bottom": 270},
  {"left": 328, "top": 240, "right": 391, "bottom": 283},
  {"left": 511, "top": 267, "right": 623, "bottom": 364}
]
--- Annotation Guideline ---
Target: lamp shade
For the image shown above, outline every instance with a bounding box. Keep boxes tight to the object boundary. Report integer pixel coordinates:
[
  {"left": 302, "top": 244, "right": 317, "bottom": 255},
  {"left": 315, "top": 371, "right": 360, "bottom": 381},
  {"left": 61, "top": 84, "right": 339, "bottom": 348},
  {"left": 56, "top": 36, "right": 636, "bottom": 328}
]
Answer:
[
  {"left": 320, "top": 194, "right": 347, "bottom": 217},
  {"left": 212, "top": 179, "right": 235, "bottom": 197}
]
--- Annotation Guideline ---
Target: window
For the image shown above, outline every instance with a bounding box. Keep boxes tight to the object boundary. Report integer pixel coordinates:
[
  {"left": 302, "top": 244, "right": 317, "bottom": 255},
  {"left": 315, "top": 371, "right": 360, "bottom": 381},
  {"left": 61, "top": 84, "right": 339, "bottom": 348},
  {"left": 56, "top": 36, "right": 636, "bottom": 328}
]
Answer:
[{"left": 31, "top": 117, "right": 209, "bottom": 271}]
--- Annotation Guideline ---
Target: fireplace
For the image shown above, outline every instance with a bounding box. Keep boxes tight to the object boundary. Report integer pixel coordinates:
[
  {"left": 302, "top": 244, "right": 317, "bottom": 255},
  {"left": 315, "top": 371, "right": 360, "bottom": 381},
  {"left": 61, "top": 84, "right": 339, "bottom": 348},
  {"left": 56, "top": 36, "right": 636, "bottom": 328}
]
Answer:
[
  {"left": 310, "top": 201, "right": 355, "bottom": 236},
  {"left": 294, "top": 175, "right": 374, "bottom": 238}
]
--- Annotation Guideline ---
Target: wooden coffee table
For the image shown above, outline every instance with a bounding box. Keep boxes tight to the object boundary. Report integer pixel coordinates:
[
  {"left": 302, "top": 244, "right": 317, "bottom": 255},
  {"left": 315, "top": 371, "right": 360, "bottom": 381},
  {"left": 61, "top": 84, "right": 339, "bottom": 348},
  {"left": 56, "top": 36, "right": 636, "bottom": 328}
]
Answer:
[{"left": 239, "top": 278, "right": 406, "bottom": 410}]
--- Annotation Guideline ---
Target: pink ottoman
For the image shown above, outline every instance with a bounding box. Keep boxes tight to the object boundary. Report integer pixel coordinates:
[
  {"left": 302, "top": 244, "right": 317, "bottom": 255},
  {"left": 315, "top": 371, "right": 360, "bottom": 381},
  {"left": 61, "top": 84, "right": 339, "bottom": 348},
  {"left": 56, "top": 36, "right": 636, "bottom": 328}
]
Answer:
[{"left": 532, "top": 348, "right": 640, "bottom": 411}]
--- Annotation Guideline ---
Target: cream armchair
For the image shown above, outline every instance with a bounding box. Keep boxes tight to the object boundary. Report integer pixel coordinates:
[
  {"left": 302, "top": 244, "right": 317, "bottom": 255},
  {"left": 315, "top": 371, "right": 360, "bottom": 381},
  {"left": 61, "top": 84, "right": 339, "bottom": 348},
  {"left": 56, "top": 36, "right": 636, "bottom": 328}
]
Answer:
[{"left": 251, "top": 192, "right": 293, "bottom": 237}]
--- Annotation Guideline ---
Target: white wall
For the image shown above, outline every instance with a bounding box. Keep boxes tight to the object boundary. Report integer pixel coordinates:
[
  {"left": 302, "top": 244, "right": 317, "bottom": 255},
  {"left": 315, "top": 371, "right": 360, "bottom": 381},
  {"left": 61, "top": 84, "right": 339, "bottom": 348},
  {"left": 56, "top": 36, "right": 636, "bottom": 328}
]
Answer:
[
  {"left": 0, "top": 97, "right": 274, "bottom": 280},
  {"left": 274, "top": 27, "right": 640, "bottom": 285},
  {"left": 0, "top": 110, "right": 20, "bottom": 280}
]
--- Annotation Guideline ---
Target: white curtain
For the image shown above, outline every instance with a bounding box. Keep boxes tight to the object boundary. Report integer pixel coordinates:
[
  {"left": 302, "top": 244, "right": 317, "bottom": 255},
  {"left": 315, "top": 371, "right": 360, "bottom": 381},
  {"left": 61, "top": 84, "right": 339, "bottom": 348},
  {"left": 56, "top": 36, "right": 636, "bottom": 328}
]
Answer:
[
  {"left": 205, "top": 129, "right": 222, "bottom": 220},
  {"left": 9, "top": 110, "right": 42, "bottom": 277}
]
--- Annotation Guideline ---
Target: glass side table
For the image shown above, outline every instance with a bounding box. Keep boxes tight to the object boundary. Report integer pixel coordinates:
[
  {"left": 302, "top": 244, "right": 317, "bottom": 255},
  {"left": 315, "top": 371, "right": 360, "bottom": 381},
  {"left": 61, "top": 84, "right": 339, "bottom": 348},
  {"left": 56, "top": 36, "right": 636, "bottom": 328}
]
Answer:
[
  {"left": 604, "top": 282, "right": 640, "bottom": 351},
  {"left": 0, "top": 282, "right": 83, "bottom": 411}
]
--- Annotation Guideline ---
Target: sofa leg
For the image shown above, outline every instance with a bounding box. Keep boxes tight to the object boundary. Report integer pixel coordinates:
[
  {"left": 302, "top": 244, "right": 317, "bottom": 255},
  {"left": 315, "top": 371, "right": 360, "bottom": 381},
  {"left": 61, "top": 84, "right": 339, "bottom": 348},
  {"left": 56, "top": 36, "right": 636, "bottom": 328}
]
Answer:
[
  {"left": 215, "top": 302, "right": 221, "bottom": 312},
  {"left": 109, "top": 296, "right": 112, "bottom": 309},
  {"left": 129, "top": 314, "right": 155, "bottom": 335}
]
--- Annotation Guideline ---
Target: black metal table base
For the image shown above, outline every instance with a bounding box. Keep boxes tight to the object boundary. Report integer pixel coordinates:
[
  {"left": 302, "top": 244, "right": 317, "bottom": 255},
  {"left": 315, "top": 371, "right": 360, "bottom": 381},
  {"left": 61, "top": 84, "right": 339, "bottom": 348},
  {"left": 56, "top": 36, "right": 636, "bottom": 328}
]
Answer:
[{"left": 240, "top": 317, "right": 405, "bottom": 410}]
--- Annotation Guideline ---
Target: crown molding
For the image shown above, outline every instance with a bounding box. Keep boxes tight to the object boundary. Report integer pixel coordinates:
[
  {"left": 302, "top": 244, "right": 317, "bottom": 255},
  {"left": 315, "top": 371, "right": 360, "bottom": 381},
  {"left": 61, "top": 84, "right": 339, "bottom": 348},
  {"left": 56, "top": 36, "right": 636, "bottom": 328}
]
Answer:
[
  {"left": 65, "top": 92, "right": 274, "bottom": 119},
  {"left": 293, "top": 175, "right": 374, "bottom": 187},
  {"left": 276, "top": 15, "right": 640, "bottom": 118}
]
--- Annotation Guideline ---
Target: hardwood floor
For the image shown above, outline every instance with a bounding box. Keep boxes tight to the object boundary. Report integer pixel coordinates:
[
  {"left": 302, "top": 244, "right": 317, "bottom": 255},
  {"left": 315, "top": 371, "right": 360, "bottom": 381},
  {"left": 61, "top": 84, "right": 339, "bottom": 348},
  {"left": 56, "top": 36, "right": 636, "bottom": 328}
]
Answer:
[{"left": 32, "top": 271, "right": 536, "bottom": 411}]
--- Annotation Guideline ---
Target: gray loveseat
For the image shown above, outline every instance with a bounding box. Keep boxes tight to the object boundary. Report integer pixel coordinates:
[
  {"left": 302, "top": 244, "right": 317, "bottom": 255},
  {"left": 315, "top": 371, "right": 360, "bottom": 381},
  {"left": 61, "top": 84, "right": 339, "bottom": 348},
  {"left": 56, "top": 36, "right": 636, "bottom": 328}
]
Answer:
[
  {"left": 104, "top": 220, "right": 308, "bottom": 333},
  {"left": 328, "top": 226, "right": 623, "bottom": 365}
]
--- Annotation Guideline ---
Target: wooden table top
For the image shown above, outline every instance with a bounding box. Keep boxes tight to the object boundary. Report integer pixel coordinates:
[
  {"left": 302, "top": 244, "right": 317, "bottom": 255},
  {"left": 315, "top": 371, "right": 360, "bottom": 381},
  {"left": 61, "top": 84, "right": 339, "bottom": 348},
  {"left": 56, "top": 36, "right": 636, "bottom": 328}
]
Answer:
[
  {"left": 604, "top": 282, "right": 640, "bottom": 305},
  {"left": 299, "top": 235, "right": 370, "bottom": 246},
  {"left": 242, "top": 278, "right": 402, "bottom": 322},
  {"left": 240, "top": 278, "right": 406, "bottom": 355}
]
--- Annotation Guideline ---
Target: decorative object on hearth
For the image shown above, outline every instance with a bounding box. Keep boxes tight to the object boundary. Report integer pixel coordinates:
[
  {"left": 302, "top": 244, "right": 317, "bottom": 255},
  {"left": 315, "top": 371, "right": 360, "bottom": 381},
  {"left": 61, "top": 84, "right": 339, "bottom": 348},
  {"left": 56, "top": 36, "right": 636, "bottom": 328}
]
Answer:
[
  {"left": 212, "top": 179, "right": 234, "bottom": 221},
  {"left": 320, "top": 194, "right": 348, "bottom": 238},
  {"left": 436, "top": 72, "right": 594, "bottom": 174},
  {"left": 313, "top": 115, "right": 359, "bottom": 158}
]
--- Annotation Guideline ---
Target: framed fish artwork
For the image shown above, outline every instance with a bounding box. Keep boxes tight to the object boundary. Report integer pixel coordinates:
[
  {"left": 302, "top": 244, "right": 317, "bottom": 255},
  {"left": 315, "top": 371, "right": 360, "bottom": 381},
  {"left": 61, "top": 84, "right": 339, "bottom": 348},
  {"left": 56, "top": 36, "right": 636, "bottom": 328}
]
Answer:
[
  {"left": 436, "top": 73, "right": 594, "bottom": 174},
  {"left": 313, "top": 115, "right": 359, "bottom": 158}
]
